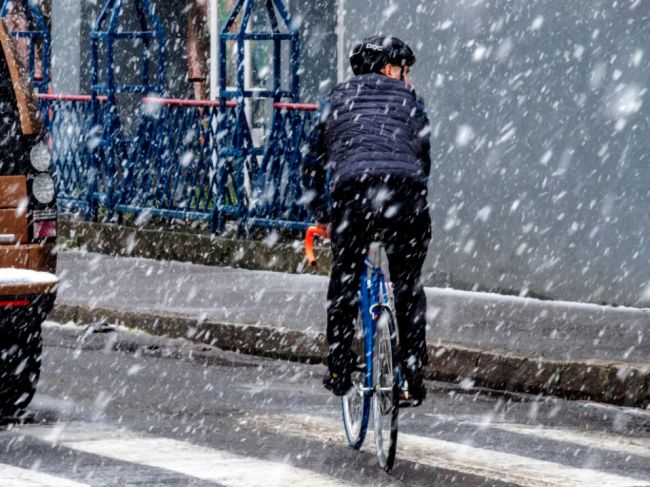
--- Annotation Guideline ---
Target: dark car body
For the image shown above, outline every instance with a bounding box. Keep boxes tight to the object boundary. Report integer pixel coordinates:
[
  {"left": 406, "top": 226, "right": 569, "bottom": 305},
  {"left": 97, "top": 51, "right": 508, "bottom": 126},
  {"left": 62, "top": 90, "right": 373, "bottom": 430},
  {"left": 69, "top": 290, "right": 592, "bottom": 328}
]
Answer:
[{"left": 0, "top": 19, "right": 57, "bottom": 418}]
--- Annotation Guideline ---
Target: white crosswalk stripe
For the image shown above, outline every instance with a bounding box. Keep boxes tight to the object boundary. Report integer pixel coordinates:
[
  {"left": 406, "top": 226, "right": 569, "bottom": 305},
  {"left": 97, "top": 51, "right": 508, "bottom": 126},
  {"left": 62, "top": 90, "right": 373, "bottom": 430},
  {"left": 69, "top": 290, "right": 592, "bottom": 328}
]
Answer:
[
  {"left": 0, "top": 463, "right": 90, "bottom": 487},
  {"left": 18, "top": 423, "right": 354, "bottom": 487},
  {"left": 7, "top": 416, "right": 650, "bottom": 487},
  {"left": 457, "top": 420, "right": 650, "bottom": 460},
  {"left": 253, "top": 414, "right": 650, "bottom": 487}
]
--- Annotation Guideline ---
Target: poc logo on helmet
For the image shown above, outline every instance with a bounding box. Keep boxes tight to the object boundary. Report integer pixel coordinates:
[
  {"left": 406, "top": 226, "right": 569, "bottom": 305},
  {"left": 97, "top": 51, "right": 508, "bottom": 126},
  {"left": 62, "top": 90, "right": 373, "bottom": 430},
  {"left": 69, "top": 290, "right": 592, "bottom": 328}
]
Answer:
[{"left": 365, "top": 43, "right": 384, "bottom": 52}]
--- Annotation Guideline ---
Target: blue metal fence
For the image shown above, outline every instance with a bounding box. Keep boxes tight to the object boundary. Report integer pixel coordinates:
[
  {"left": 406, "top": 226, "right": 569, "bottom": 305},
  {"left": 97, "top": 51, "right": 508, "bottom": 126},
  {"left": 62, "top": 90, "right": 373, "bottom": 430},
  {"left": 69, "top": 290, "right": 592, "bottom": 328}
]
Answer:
[
  {"left": 114, "top": 97, "right": 244, "bottom": 232},
  {"left": 219, "top": 0, "right": 300, "bottom": 102},
  {"left": 249, "top": 102, "right": 317, "bottom": 230},
  {"left": 27, "top": 0, "right": 321, "bottom": 235},
  {"left": 40, "top": 95, "right": 319, "bottom": 233},
  {"left": 39, "top": 94, "right": 108, "bottom": 214}
]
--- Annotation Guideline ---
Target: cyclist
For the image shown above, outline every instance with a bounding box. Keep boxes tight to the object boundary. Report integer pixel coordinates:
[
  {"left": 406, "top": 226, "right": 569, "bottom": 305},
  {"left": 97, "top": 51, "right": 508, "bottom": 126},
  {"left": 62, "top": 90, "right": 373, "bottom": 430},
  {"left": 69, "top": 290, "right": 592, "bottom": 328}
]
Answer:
[{"left": 301, "top": 35, "right": 432, "bottom": 404}]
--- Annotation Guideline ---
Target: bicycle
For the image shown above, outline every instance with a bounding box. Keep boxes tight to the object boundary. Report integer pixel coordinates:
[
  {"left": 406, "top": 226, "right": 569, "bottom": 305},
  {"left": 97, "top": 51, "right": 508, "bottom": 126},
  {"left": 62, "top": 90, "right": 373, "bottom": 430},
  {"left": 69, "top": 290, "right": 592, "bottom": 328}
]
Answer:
[{"left": 305, "top": 225, "right": 409, "bottom": 472}]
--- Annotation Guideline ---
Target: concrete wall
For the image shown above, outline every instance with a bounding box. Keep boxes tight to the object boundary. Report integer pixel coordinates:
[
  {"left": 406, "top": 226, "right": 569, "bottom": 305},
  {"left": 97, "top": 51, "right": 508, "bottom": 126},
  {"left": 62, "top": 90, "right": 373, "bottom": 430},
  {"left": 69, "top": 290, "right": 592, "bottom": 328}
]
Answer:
[{"left": 340, "top": 0, "right": 650, "bottom": 306}]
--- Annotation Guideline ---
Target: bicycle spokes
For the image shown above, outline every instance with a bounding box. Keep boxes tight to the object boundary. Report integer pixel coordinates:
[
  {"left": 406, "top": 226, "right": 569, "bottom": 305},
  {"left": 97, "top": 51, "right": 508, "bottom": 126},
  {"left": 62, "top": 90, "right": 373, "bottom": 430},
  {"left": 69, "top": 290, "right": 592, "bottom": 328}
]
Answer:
[
  {"left": 341, "top": 308, "right": 371, "bottom": 450},
  {"left": 373, "top": 307, "right": 399, "bottom": 471}
]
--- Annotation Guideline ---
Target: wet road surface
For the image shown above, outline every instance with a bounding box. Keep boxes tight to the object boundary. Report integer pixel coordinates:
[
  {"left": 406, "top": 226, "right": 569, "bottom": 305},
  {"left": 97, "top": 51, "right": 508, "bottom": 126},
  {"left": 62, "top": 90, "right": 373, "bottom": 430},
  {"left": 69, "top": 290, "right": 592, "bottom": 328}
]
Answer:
[{"left": 1, "top": 322, "right": 649, "bottom": 486}]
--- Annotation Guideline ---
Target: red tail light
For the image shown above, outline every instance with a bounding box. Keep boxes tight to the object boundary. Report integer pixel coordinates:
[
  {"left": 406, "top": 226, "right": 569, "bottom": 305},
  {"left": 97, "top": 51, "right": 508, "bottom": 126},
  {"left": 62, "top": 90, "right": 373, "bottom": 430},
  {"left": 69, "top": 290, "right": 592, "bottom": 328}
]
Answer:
[
  {"left": 34, "top": 220, "right": 57, "bottom": 239},
  {"left": 0, "top": 299, "right": 30, "bottom": 307}
]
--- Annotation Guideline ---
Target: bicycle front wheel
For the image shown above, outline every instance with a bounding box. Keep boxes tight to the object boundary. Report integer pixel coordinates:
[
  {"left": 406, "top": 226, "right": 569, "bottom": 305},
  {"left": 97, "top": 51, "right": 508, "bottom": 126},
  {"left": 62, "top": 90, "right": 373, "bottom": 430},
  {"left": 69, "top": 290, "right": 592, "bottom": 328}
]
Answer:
[
  {"left": 373, "top": 306, "right": 399, "bottom": 471},
  {"left": 341, "top": 308, "right": 371, "bottom": 449}
]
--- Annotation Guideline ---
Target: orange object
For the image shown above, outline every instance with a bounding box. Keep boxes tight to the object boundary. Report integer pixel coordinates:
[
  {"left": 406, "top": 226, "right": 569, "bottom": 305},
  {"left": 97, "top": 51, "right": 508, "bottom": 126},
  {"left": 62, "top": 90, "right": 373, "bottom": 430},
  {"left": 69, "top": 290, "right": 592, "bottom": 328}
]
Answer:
[{"left": 305, "top": 225, "right": 330, "bottom": 266}]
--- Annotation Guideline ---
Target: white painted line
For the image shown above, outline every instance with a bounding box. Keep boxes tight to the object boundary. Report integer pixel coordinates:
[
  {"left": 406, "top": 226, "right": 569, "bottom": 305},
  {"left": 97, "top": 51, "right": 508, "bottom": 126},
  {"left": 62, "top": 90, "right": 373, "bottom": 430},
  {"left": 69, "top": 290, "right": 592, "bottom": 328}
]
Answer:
[
  {"left": 0, "top": 463, "right": 90, "bottom": 487},
  {"left": 459, "top": 421, "right": 650, "bottom": 460},
  {"left": 254, "top": 414, "right": 650, "bottom": 487},
  {"left": 20, "top": 423, "right": 353, "bottom": 487}
]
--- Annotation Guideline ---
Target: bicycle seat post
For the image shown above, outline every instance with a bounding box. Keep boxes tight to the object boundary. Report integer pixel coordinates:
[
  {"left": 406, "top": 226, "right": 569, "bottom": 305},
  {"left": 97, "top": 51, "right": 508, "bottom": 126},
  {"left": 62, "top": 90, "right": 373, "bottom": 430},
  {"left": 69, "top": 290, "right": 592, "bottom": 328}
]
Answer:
[{"left": 369, "top": 238, "right": 383, "bottom": 270}]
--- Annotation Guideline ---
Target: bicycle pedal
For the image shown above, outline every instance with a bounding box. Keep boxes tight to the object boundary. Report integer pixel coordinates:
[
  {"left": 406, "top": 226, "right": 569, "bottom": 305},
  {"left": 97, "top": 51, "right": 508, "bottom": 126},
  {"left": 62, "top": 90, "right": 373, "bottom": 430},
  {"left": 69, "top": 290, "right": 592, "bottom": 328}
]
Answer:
[
  {"left": 398, "top": 390, "right": 410, "bottom": 404},
  {"left": 398, "top": 397, "right": 423, "bottom": 408},
  {"left": 398, "top": 385, "right": 423, "bottom": 408}
]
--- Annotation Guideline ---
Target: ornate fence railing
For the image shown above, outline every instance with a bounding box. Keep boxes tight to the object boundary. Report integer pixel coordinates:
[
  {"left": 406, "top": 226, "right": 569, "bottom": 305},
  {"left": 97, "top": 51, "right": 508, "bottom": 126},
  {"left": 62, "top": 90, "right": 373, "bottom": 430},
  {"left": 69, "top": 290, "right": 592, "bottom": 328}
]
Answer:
[
  {"left": 38, "top": 94, "right": 107, "bottom": 214},
  {"left": 248, "top": 102, "right": 318, "bottom": 230},
  {"left": 39, "top": 94, "right": 319, "bottom": 233},
  {"left": 114, "top": 97, "right": 242, "bottom": 232}
]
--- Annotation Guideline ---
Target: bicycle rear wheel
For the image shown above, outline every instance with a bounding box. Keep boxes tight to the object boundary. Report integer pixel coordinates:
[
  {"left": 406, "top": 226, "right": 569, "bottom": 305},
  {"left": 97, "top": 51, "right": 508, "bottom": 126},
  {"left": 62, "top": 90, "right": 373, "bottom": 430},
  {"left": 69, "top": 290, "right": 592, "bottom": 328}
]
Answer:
[
  {"left": 373, "top": 306, "right": 399, "bottom": 471},
  {"left": 341, "top": 309, "right": 371, "bottom": 449}
]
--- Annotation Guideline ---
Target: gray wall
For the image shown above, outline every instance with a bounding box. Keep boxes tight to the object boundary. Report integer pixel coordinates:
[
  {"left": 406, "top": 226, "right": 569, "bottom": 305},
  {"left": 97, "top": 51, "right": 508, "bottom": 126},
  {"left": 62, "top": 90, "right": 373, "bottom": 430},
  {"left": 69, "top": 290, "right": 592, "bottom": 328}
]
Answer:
[
  {"left": 342, "top": 0, "right": 650, "bottom": 306},
  {"left": 290, "top": 0, "right": 338, "bottom": 101}
]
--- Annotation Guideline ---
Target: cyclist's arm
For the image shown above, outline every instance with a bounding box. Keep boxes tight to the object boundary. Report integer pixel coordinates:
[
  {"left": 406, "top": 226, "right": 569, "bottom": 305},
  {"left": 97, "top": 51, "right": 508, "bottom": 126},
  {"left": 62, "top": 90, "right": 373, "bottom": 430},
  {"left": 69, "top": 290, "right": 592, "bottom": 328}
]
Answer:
[
  {"left": 413, "top": 97, "right": 432, "bottom": 178},
  {"left": 301, "top": 98, "right": 331, "bottom": 223}
]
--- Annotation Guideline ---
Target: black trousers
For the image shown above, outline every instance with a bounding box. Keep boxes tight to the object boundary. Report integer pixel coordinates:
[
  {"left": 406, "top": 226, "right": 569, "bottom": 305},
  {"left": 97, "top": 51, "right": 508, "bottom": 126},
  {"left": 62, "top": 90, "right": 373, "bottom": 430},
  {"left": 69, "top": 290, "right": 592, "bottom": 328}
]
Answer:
[{"left": 326, "top": 177, "right": 432, "bottom": 374}]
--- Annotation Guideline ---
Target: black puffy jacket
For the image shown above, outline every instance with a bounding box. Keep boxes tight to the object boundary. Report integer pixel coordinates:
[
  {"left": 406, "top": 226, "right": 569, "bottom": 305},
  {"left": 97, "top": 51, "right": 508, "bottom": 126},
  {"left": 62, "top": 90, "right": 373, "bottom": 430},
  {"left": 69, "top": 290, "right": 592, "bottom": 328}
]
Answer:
[{"left": 302, "top": 73, "right": 431, "bottom": 223}]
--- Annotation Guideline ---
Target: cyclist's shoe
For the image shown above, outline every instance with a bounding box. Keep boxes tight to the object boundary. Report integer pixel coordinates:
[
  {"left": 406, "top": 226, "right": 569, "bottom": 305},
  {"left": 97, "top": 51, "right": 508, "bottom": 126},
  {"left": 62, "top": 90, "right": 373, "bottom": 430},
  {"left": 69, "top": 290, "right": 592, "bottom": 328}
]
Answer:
[
  {"left": 323, "top": 370, "right": 353, "bottom": 396},
  {"left": 400, "top": 361, "right": 426, "bottom": 407}
]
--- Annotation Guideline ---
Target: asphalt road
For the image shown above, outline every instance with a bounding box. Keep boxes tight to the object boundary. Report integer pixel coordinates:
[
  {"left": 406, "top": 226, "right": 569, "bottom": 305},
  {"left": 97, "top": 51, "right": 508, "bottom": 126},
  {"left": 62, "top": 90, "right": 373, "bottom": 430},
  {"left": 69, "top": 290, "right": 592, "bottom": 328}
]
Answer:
[{"left": 1, "top": 322, "right": 649, "bottom": 486}]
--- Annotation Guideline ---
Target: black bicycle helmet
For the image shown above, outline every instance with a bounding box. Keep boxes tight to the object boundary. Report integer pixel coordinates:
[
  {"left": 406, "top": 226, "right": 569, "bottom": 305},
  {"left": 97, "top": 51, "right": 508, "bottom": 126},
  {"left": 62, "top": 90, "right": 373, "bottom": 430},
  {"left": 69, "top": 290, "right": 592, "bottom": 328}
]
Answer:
[{"left": 349, "top": 35, "right": 416, "bottom": 76}]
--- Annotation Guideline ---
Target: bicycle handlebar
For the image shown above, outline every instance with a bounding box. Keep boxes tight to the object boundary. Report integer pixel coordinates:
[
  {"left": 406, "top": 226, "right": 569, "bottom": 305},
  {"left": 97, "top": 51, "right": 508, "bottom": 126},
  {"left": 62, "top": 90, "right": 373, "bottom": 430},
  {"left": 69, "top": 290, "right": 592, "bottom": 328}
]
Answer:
[{"left": 305, "top": 225, "right": 330, "bottom": 266}]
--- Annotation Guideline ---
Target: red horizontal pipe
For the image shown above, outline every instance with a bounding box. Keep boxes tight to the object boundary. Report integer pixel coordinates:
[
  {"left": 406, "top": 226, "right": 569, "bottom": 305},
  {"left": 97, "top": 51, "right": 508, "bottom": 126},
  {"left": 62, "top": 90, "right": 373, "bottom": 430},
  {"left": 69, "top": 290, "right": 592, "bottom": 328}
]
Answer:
[
  {"left": 0, "top": 299, "right": 30, "bottom": 308},
  {"left": 274, "top": 102, "right": 319, "bottom": 112},
  {"left": 142, "top": 97, "right": 238, "bottom": 108},
  {"left": 37, "top": 95, "right": 318, "bottom": 112},
  {"left": 36, "top": 93, "right": 108, "bottom": 102}
]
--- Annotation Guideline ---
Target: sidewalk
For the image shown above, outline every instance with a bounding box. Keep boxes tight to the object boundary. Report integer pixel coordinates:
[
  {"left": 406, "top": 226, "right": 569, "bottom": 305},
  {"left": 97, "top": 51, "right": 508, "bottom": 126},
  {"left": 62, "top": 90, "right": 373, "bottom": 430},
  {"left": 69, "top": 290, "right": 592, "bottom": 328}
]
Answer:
[{"left": 51, "top": 250, "right": 650, "bottom": 408}]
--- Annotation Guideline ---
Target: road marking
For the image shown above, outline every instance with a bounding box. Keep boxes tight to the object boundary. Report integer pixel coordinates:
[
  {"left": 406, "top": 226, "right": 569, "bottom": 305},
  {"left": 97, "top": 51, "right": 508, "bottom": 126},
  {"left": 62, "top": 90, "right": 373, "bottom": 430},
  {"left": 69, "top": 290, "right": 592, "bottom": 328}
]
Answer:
[
  {"left": 0, "top": 463, "right": 90, "bottom": 487},
  {"left": 457, "top": 420, "right": 650, "bottom": 460},
  {"left": 253, "top": 414, "right": 650, "bottom": 487},
  {"left": 19, "top": 423, "right": 353, "bottom": 487}
]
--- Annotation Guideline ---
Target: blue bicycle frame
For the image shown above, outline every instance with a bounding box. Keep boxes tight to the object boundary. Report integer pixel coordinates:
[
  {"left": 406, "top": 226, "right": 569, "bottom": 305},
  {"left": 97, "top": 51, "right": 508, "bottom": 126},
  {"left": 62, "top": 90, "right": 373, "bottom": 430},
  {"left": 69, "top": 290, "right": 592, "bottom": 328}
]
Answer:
[{"left": 343, "top": 248, "right": 392, "bottom": 448}]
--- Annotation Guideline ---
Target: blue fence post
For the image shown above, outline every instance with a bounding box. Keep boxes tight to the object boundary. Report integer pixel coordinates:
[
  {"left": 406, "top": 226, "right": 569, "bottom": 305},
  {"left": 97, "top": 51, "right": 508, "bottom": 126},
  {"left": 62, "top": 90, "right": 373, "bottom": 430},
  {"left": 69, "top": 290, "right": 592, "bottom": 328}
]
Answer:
[
  {"left": 0, "top": 0, "right": 51, "bottom": 92},
  {"left": 90, "top": 0, "right": 166, "bottom": 221},
  {"left": 218, "top": 0, "right": 303, "bottom": 236}
]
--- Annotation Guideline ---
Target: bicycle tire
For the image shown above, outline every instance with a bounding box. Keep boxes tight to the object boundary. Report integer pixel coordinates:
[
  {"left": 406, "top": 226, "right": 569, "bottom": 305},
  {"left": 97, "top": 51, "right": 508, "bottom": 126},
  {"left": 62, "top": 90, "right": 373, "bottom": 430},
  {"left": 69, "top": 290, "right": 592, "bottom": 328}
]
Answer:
[
  {"left": 341, "top": 308, "right": 371, "bottom": 449},
  {"left": 372, "top": 306, "right": 399, "bottom": 471}
]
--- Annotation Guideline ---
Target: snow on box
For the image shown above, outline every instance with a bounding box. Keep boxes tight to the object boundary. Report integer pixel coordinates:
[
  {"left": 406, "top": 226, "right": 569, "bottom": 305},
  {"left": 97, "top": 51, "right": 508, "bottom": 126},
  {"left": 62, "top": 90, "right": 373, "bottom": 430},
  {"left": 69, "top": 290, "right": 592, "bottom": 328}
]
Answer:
[{"left": 0, "top": 268, "right": 58, "bottom": 285}]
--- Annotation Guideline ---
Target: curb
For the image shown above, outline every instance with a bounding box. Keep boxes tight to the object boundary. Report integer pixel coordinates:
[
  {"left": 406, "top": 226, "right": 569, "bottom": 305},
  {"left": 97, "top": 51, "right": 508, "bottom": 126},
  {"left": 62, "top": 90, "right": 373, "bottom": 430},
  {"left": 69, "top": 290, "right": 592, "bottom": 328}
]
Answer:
[
  {"left": 59, "top": 219, "right": 332, "bottom": 276},
  {"left": 50, "top": 303, "right": 650, "bottom": 409}
]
